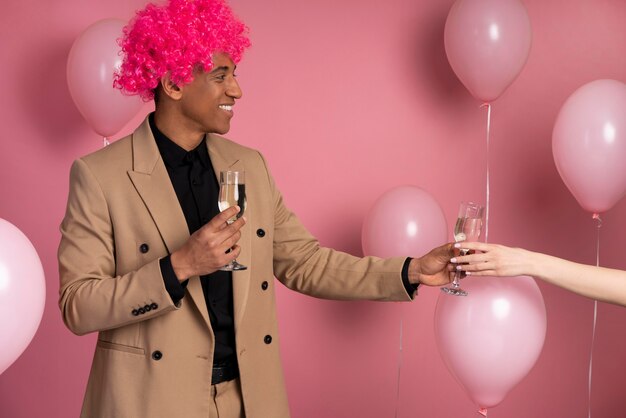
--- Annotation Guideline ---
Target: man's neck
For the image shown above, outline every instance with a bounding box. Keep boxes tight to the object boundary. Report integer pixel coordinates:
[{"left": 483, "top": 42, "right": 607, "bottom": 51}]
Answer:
[{"left": 153, "top": 107, "right": 205, "bottom": 151}]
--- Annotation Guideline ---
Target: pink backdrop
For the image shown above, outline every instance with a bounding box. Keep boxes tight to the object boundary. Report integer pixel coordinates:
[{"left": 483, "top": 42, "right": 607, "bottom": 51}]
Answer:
[{"left": 1, "top": 0, "right": 625, "bottom": 416}]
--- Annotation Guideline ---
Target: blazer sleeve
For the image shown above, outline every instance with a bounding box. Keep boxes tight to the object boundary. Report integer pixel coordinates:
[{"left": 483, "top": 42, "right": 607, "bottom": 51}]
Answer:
[
  {"left": 58, "top": 159, "right": 178, "bottom": 336},
  {"left": 258, "top": 155, "right": 413, "bottom": 302}
]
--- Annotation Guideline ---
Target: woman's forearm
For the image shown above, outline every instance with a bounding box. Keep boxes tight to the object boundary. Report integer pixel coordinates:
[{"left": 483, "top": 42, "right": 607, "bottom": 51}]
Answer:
[
  {"left": 455, "top": 242, "right": 626, "bottom": 307},
  {"left": 530, "top": 252, "right": 626, "bottom": 306}
]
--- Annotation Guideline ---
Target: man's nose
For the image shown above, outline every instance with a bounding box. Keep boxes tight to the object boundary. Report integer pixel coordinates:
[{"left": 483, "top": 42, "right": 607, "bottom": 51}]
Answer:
[{"left": 227, "top": 79, "right": 242, "bottom": 99}]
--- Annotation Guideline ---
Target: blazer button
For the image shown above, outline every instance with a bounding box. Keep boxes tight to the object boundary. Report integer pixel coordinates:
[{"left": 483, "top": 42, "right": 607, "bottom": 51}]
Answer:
[
  {"left": 139, "top": 243, "right": 149, "bottom": 253},
  {"left": 144, "top": 304, "right": 152, "bottom": 312},
  {"left": 152, "top": 350, "right": 163, "bottom": 360},
  {"left": 256, "top": 229, "right": 265, "bottom": 238},
  {"left": 131, "top": 309, "right": 139, "bottom": 316},
  {"left": 151, "top": 303, "right": 159, "bottom": 310},
  {"left": 138, "top": 307, "right": 146, "bottom": 315},
  {"left": 264, "top": 335, "right": 272, "bottom": 344},
  {"left": 261, "top": 281, "right": 269, "bottom": 290}
]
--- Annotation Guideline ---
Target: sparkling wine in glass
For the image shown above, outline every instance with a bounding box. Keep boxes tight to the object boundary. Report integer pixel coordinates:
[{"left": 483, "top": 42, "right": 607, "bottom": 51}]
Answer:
[
  {"left": 441, "top": 201, "right": 484, "bottom": 296},
  {"left": 218, "top": 170, "right": 247, "bottom": 271}
]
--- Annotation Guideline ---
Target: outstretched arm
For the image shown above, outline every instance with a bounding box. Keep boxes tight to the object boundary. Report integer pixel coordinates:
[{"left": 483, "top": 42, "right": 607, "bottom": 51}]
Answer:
[{"left": 453, "top": 242, "right": 626, "bottom": 307}]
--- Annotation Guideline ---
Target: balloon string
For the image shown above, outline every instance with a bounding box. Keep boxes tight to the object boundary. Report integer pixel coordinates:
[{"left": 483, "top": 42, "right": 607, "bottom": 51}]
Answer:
[
  {"left": 480, "top": 103, "right": 491, "bottom": 243},
  {"left": 588, "top": 213, "right": 602, "bottom": 418},
  {"left": 103, "top": 137, "right": 110, "bottom": 147},
  {"left": 394, "top": 309, "right": 403, "bottom": 418},
  {"left": 476, "top": 103, "right": 490, "bottom": 418}
]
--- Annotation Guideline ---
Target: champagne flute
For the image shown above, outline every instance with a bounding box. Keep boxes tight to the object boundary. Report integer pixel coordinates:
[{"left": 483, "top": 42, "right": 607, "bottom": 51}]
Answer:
[
  {"left": 441, "top": 201, "right": 484, "bottom": 296},
  {"left": 218, "top": 170, "right": 247, "bottom": 271}
]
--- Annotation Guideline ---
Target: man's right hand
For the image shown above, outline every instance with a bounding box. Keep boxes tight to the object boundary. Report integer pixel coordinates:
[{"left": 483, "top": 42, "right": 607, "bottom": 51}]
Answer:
[{"left": 170, "top": 206, "right": 245, "bottom": 281}]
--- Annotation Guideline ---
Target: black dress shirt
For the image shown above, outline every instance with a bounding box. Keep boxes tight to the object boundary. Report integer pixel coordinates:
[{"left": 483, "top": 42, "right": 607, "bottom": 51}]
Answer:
[{"left": 150, "top": 114, "right": 236, "bottom": 363}]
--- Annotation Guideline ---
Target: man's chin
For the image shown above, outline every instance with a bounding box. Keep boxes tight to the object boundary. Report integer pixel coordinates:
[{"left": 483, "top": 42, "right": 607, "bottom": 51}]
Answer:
[{"left": 210, "top": 124, "right": 231, "bottom": 136}]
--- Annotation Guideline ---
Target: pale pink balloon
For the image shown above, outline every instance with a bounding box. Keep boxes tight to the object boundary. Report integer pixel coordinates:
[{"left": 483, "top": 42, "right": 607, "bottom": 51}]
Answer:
[
  {"left": 0, "top": 219, "right": 46, "bottom": 375},
  {"left": 434, "top": 276, "right": 546, "bottom": 408},
  {"left": 552, "top": 79, "right": 626, "bottom": 214},
  {"left": 67, "top": 19, "right": 143, "bottom": 138},
  {"left": 444, "top": 0, "right": 532, "bottom": 102},
  {"left": 361, "top": 186, "right": 447, "bottom": 258}
]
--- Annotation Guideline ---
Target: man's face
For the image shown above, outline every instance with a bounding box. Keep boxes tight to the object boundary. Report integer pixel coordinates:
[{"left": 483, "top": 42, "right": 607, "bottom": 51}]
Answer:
[{"left": 179, "top": 53, "right": 242, "bottom": 135}]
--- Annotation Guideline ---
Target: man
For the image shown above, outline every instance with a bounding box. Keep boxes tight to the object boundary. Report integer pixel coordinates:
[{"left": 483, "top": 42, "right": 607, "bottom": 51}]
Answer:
[{"left": 58, "top": 0, "right": 454, "bottom": 417}]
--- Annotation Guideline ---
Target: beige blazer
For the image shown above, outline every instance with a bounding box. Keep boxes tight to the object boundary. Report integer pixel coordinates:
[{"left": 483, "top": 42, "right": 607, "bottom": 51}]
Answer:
[{"left": 58, "top": 117, "right": 412, "bottom": 418}]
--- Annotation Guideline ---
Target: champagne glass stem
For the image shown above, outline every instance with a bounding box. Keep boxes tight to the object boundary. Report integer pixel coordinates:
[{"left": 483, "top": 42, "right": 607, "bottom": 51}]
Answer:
[
  {"left": 451, "top": 249, "right": 468, "bottom": 288},
  {"left": 451, "top": 271, "right": 461, "bottom": 289}
]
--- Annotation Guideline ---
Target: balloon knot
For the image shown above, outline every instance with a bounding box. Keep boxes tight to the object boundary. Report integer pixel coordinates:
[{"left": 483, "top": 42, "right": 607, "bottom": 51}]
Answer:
[
  {"left": 478, "top": 407, "right": 488, "bottom": 417},
  {"left": 592, "top": 213, "right": 602, "bottom": 227}
]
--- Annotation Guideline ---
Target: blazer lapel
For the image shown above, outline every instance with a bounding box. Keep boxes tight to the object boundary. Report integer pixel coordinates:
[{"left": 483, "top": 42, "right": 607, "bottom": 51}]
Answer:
[
  {"left": 127, "top": 119, "right": 212, "bottom": 331},
  {"left": 207, "top": 134, "right": 251, "bottom": 332}
]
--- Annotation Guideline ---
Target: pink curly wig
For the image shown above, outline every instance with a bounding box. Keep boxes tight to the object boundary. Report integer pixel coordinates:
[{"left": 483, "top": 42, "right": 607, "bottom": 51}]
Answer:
[{"left": 114, "top": 0, "right": 251, "bottom": 101}]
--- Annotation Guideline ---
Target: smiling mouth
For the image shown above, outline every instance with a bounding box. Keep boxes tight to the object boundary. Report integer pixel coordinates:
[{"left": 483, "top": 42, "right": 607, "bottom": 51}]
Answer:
[{"left": 219, "top": 105, "right": 233, "bottom": 112}]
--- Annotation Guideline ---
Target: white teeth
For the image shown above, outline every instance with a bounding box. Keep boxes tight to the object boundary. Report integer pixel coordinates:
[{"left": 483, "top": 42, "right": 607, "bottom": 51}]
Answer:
[{"left": 219, "top": 105, "right": 233, "bottom": 111}]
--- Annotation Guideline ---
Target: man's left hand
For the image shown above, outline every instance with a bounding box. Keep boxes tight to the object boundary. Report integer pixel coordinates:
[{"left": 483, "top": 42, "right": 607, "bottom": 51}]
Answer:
[{"left": 408, "top": 243, "right": 455, "bottom": 286}]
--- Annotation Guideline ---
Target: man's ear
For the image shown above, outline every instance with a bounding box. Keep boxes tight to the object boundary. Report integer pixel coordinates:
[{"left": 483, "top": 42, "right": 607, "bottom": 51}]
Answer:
[{"left": 159, "top": 73, "right": 183, "bottom": 100}]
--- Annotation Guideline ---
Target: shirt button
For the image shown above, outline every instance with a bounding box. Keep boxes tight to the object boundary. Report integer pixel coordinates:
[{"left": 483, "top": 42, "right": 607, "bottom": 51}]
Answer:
[
  {"left": 261, "top": 281, "right": 269, "bottom": 290},
  {"left": 256, "top": 229, "right": 265, "bottom": 238},
  {"left": 152, "top": 350, "right": 163, "bottom": 360},
  {"left": 139, "top": 243, "right": 149, "bottom": 253},
  {"left": 264, "top": 335, "right": 272, "bottom": 344}
]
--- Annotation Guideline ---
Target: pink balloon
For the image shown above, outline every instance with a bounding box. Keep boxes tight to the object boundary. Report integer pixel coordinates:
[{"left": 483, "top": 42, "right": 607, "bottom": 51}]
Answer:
[
  {"left": 434, "top": 276, "right": 546, "bottom": 408},
  {"left": 444, "top": 0, "right": 532, "bottom": 102},
  {"left": 67, "top": 19, "right": 143, "bottom": 138},
  {"left": 362, "top": 186, "right": 447, "bottom": 258},
  {"left": 552, "top": 79, "right": 626, "bottom": 214},
  {"left": 0, "top": 219, "right": 46, "bottom": 375}
]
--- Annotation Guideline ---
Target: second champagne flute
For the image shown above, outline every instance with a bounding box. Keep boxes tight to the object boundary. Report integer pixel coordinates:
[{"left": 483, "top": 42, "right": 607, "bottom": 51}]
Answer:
[
  {"left": 441, "top": 201, "right": 484, "bottom": 296},
  {"left": 218, "top": 170, "right": 247, "bottom": 271}
]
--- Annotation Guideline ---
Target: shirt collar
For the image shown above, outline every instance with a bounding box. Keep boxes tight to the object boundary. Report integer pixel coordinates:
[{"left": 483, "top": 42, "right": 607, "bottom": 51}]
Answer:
[{"left": 149, "top": 113, "right": 210, "bottom": 169}]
